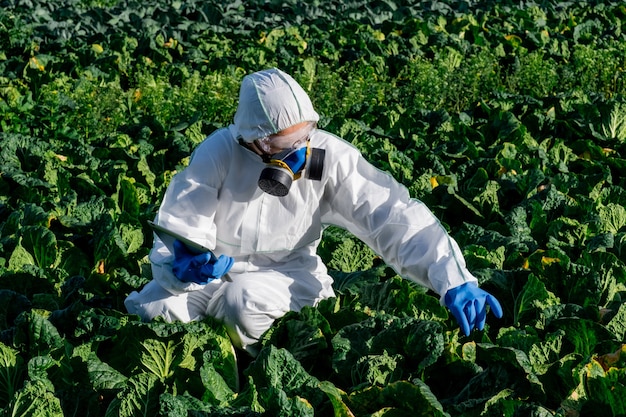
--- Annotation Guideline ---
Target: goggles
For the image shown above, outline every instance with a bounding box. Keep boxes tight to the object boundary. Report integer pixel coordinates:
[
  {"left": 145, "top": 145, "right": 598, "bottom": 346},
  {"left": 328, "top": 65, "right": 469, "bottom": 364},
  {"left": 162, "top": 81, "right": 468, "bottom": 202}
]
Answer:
[{"left": 253, "top": 122, "right": 316, "bottom": 156}]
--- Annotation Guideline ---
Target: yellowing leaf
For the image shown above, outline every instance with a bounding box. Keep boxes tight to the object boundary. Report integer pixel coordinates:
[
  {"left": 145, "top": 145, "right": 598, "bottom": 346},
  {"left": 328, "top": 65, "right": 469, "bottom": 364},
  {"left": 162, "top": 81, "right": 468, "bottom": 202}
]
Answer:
[
  {"left": 597, "top": 344, "right": 626, "bottom": 371},
  {"left": 163, "top": 38, "right": 177, "bottom": 48},
  {"left": 504, "top": 34, "right": 523, "bottom": 47},
  {"left": 97, "top": 259, "right": 106, "bottom": 274},
  {"left": 29, "top": 56, "right": 45, "bottom": 71},
  {"left": 541, "top": 256, "right": 561, "bottom": 266},
  {"left": 584, "top": 358, "right": 606, "bottom": 378},
  {"left": 91, "top": 44, "right": 104, "bottom": 54},
  {"left": 462, "top": 341, "right": 477, "bottom": 362}
]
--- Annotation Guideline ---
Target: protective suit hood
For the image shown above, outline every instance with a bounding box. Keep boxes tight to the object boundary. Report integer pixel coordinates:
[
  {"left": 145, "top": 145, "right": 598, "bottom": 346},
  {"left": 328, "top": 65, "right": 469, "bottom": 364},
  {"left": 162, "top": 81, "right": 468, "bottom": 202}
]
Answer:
[{"left": 233, "top": 68, "right": 319, "bottom": 143}]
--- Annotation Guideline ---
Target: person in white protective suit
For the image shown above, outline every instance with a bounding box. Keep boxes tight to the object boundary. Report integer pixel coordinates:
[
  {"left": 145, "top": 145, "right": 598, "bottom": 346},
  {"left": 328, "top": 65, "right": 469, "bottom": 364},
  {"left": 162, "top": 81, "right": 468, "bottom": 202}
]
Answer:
[{"left": 125, "top": 68, "right": 503, "bottom": 357}]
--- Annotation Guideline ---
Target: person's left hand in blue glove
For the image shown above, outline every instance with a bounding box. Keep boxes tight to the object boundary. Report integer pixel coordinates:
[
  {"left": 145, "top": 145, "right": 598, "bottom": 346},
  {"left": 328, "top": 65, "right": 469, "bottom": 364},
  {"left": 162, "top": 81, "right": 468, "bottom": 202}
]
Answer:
[
  {"left": 172, "top": 239, "right": 234, "bottom": 284},
  {"left": 444, "top": 282, "right": 503, "bottom": 336}
]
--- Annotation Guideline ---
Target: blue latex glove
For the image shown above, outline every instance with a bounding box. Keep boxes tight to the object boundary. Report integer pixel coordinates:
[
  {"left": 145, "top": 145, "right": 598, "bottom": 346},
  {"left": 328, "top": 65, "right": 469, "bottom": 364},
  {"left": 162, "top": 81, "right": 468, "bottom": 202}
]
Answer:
[
  {"left": 444, "top": 282, "right": 503, "bottom": 336},
  {"left": 172, "top": 239, "right": 233, "bottom": 284}
]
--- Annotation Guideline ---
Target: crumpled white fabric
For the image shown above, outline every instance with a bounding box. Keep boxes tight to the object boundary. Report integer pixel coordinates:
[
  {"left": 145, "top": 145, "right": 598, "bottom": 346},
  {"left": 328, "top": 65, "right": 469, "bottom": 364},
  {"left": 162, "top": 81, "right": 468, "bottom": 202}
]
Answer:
[{"left": 125, "top": 68, "right": 477, "bottom": 355}]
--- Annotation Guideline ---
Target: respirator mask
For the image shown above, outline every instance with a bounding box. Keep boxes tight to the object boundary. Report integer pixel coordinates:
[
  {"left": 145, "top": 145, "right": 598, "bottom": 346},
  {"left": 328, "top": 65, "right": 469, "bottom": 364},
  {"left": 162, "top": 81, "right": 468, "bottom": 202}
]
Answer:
[{"left": 254, "top": 123, "right": 325, "bottom": 197}]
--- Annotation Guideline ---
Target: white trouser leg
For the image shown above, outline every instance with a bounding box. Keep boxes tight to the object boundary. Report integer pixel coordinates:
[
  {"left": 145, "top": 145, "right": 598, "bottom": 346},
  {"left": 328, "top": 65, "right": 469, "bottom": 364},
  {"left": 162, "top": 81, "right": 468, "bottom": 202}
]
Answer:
[
  {"left": 124, "top": 279, "right": 219, "bottom": 323},
  {"left": 206, "top": 273, "right": 299, "bottom": 356},
  {"left": 124, "top": 271, "right": 325, "bottom": 356}
]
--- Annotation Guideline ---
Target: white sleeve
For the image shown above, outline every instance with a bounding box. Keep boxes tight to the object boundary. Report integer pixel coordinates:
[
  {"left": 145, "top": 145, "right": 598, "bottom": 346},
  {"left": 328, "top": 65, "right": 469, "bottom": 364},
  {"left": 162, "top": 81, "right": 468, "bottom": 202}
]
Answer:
[
  {"left": 320, "top": 139, "right": 477, "bottom": 301},
  {"left": 148, "top": 129, "right": 232, "bottom": 294}
]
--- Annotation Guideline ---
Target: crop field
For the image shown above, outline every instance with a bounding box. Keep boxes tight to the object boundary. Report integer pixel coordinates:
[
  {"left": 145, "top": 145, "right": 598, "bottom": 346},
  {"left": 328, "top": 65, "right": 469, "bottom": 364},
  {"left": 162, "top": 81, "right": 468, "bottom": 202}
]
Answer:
[{"left": 1, "top": 0, "right": 626, "bottom": 415}]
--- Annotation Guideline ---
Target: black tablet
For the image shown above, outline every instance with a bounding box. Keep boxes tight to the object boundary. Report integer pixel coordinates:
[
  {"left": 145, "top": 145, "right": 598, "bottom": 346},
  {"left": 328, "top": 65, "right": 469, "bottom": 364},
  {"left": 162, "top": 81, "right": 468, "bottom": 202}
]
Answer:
[
  {"left": 148, "top": 220, "right": 212, "bottom": 253},
  {"left": 148, "top": 220, "right": 232, "bottom": 281}
]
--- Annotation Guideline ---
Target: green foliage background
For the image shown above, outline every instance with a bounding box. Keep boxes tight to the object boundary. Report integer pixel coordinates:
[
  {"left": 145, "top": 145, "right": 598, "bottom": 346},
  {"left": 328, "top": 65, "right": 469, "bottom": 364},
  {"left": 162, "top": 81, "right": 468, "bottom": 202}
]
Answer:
[{"left": 1, "top": 0, "right": 626, "bottom": 416}]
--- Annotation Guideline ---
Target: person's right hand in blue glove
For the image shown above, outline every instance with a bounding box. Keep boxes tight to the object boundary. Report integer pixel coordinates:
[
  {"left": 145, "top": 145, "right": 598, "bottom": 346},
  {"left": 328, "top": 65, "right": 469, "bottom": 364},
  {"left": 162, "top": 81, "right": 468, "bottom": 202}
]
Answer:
[
  {"left": 172, "top": 239, "right": 233, "bottom": 284},
  {"left": 444, "top": 282, "right": 503, "bottom": 336}
]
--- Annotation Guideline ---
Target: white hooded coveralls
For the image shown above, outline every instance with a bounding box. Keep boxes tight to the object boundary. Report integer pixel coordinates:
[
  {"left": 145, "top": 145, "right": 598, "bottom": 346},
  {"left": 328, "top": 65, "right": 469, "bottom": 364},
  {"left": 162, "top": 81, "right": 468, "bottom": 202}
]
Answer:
[{"left": 125, "top": 68, "right": 477, "bottom": 356}]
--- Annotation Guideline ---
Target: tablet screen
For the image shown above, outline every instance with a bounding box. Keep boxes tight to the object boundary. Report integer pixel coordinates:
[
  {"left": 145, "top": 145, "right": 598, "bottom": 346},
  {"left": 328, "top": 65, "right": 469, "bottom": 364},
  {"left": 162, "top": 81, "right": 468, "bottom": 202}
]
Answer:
[{"left": 148, "top": 220, "right": 214, "bottom": 258}]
